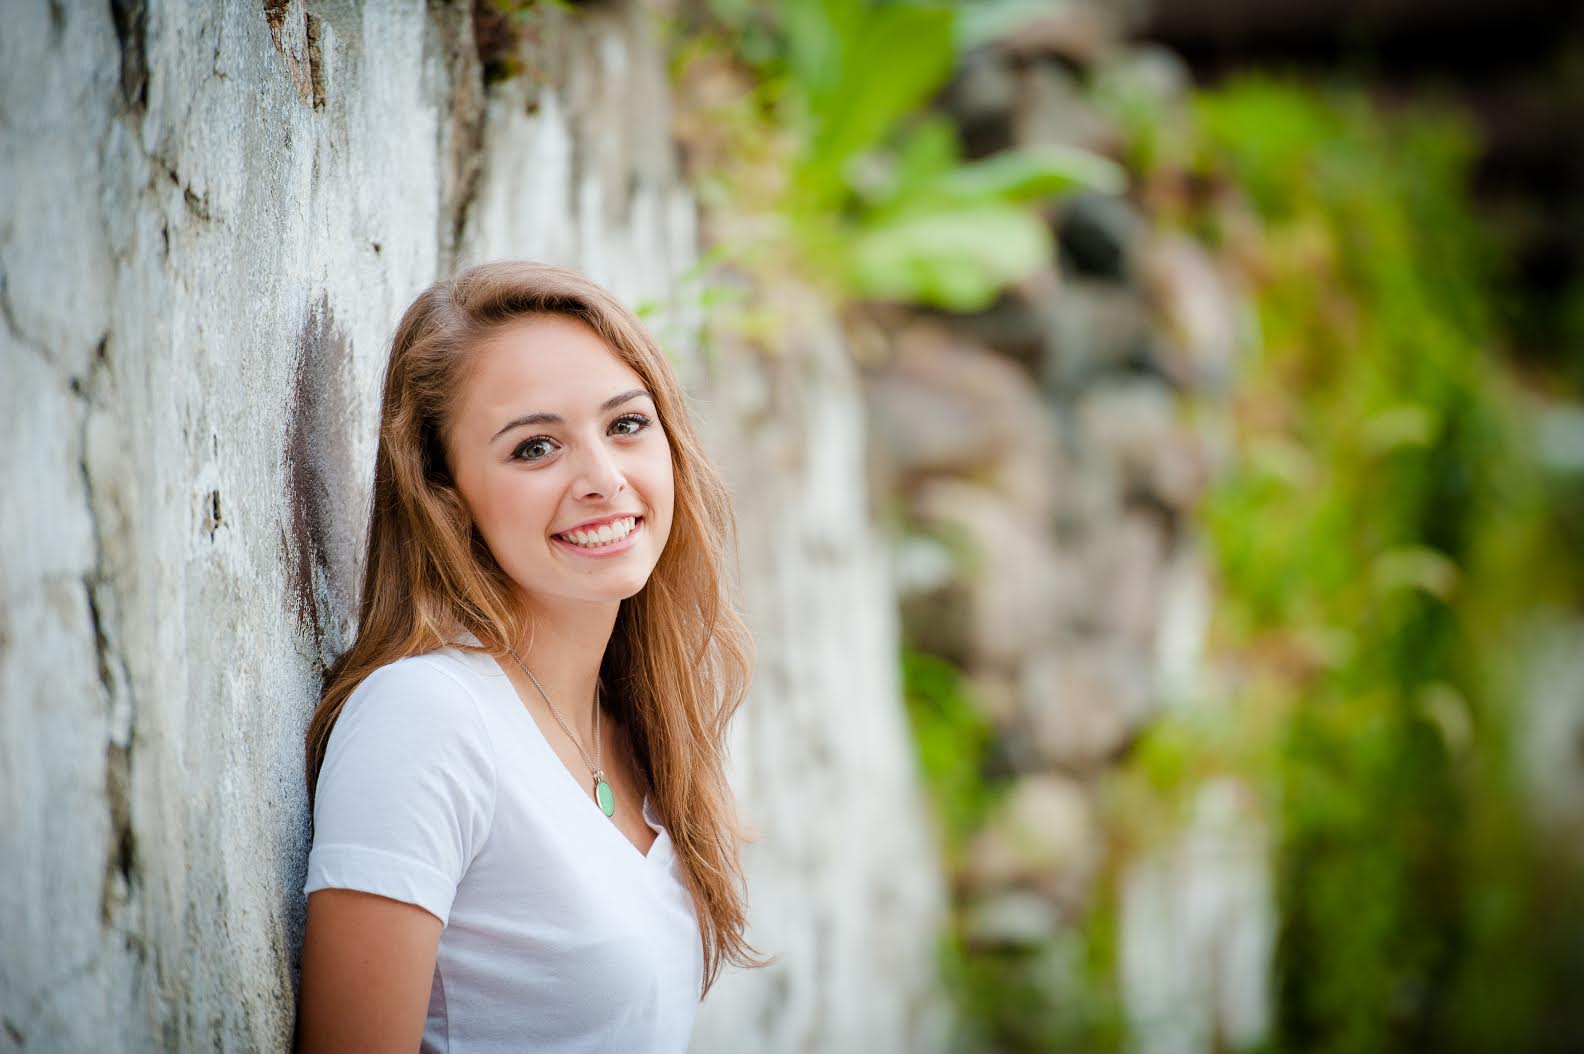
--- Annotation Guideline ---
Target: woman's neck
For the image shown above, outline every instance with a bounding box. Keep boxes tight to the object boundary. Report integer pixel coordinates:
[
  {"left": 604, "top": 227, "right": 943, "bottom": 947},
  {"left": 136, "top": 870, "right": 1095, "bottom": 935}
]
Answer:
[{"left": 512, "top": 596, "right": 621, "bottom": 744}]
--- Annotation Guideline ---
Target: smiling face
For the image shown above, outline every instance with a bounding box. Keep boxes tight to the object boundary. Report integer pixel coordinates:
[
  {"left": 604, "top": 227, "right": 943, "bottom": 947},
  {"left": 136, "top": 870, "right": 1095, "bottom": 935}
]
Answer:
[{"left": 442, "top": 314, "right": 675, "bottom": 614}]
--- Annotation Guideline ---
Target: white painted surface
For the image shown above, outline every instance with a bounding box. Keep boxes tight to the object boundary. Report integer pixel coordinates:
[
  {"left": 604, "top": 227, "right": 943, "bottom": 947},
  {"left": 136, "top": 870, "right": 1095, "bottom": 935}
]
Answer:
[{"left": 1, "top": 2, "right": 947, "bottom": 1051}]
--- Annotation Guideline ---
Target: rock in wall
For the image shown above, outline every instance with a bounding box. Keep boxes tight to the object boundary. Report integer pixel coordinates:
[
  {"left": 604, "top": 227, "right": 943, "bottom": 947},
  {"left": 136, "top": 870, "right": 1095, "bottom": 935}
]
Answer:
[{"left": 0, "top": 2, "right": 945, "bottom": 1050}]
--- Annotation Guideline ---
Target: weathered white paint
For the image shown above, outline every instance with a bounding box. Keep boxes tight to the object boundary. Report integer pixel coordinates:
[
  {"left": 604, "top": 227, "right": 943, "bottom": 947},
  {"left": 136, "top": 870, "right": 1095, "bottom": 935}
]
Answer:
[
  {"left": 1, "top": 2, "right": 947, "bottom": 1051},
  {"left": 1120, "top": 778, "right": 1273, "bottom": 1054},
  {"left": 689, "top": 306, "right": 954, "bottom": 1054}
]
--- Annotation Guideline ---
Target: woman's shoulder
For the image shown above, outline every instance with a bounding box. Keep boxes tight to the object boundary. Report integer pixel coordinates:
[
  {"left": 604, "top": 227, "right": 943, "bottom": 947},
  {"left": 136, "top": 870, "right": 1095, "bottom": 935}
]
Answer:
[
  {"left": 338, "top": 644, "right": 497, "bottom": 741},
  {"left": 310, "top": 642, "right": 501, "bottom": 907}
]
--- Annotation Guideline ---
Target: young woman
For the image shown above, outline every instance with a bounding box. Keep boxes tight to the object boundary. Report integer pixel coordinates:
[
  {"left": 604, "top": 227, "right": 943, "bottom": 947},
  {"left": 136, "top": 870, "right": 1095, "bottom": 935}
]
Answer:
[{"left": 295, "top": 261, "right": 768, "bottom": 1053}]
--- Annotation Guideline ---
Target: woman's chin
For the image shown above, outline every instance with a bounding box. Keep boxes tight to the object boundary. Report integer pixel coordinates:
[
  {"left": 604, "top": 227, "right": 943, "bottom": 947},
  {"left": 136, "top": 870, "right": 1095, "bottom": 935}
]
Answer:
[{"left": 535, "top": 568, "right": 659, "bottom": 607}]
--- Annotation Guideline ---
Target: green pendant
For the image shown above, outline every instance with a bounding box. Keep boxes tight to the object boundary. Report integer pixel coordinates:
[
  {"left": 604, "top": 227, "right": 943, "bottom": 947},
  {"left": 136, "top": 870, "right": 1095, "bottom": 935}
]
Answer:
[{"left": 595, "top": 778, "right": 616, "bottom": 817}]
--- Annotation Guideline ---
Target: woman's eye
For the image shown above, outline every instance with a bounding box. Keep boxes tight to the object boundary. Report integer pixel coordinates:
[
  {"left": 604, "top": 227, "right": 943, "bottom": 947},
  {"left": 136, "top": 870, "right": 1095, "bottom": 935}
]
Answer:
[
  {"left": 611, "top": 413, "right": 650, "bottom": 436},
  {"left": 514, "top": 437, "right": 557, "bottom": 462}
]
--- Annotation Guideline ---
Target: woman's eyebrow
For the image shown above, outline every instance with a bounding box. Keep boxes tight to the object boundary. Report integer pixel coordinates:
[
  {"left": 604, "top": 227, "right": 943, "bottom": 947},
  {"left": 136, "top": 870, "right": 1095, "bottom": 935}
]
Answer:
[{"left": 490, "top": 388, "right": 653, "bottom": 441}]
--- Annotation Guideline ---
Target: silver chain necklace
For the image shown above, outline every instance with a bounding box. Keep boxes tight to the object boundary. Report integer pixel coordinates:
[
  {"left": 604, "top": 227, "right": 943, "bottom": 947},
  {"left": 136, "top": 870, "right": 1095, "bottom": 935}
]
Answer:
[{"left": 506, "top": 648, "right": 616, "bottom": 819}]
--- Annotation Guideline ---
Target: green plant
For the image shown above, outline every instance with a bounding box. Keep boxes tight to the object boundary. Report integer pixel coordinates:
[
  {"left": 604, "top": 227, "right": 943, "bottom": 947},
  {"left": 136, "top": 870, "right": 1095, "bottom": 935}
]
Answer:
[
  {"left": 1178, "top": 75, "right": 1580, "bottom": 1054},
  {"left": 672, "top": 0, "right": 1123, "bottom": 313},
  {"left": 899, "top": 650, "right": 998, "bottom": 862}
]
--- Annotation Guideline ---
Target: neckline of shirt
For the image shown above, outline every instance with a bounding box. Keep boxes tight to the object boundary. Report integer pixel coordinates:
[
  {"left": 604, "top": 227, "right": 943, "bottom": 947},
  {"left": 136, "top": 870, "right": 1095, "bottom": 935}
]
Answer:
[{"left": 441, "top": 630, "right": 673, "bottom": 869}]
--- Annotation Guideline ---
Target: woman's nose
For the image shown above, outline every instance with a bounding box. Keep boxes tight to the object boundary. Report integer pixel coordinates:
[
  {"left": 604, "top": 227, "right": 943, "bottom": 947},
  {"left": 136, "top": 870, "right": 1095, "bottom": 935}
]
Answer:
[{"left": 571, "top": 439, "right": 626, "bottom": 501}]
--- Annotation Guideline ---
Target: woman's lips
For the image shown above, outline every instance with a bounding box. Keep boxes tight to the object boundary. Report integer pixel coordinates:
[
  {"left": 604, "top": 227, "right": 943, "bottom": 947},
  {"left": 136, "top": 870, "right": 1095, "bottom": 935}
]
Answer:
[{"left": 551, "top": 516, "right": 644, "bottom": 558}]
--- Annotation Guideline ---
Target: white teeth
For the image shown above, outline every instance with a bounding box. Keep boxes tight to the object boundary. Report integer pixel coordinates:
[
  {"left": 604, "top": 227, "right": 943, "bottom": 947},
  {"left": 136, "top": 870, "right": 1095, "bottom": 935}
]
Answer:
[{"left": 560, "top": 517, "right": 637, "bottom": 548}]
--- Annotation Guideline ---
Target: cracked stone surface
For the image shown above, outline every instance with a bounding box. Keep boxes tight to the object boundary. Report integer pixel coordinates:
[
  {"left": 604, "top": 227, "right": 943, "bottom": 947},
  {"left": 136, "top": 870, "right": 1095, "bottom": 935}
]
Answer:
[{"left": 1, "top": 2, "right": 947, "bottom": 1051}]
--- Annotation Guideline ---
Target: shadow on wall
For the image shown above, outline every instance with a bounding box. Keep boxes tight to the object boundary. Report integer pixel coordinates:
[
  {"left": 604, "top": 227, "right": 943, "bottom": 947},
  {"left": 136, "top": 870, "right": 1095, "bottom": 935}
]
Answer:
[{"left": 283, "top": 295, "right": 363, "bottom": 671}]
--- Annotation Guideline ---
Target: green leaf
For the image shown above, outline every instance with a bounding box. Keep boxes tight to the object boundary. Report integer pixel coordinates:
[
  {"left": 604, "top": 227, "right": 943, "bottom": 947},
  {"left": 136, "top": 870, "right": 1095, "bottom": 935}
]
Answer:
[
  {"left": 848, "top": 203, "right": 1051, "bottom": 310},
  {"left": 781, "top": 0, "right": 860, "bottom": 106},
  {"left": 892, "top": 116, "right": 963, "bottom": 198},
  {"left": 789, "top": 1, "right": 957, "bottom": 207},
  {"left": 932, "top": 143, "right": 1127, "bottom": 202}
]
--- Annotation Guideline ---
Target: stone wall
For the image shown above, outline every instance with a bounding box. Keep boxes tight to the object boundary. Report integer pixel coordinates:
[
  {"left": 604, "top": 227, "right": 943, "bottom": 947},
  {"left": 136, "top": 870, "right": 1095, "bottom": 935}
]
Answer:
[
  {"left": 0, "top": 2, "right": 943, "bottom": 1050},
  {"left": 860, "top": 6, "right": 1273, "bottom": 1049}
]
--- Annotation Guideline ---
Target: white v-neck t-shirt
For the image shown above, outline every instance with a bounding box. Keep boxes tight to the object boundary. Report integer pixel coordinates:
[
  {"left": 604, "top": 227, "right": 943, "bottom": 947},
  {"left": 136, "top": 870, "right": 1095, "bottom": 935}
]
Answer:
[{"left": 303, "top": 640, "right": 705, "bottom": 1053}]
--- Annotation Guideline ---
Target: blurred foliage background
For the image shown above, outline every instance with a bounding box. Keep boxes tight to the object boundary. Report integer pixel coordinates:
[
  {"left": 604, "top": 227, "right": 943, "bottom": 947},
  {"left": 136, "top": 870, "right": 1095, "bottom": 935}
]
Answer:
[
  {"left": 1147, "top": 80, "right": 1584, "bottom": 1053},
  {"left": 661, "top": 0, "right": 1584, "bottom": 1050}
]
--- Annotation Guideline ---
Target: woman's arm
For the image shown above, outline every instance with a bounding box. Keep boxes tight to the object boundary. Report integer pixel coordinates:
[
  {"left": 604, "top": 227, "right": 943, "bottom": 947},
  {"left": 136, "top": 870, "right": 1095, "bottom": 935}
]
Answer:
[{"left": 294, "top": 889, "right": 444, "bottom": 1054}]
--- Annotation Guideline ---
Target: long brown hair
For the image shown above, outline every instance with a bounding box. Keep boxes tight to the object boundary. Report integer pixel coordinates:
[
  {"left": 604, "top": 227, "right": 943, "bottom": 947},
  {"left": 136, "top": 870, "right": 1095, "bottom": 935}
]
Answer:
[{"left": 305, "top": 260, "right": 770, "bottom": 995}]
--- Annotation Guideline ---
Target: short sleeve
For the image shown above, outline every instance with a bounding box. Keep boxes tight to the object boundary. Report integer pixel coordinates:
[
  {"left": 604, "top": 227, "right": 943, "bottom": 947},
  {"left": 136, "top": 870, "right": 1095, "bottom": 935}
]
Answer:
[{"left": 304, "top": 656, "right": 498, "bottom": 924}]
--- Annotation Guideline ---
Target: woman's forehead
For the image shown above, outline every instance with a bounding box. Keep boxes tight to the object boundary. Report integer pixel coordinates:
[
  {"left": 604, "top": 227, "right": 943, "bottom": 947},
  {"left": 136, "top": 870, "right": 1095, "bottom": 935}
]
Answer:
[
  {"left": 472, "top": 317, "right": 643, "bottom": 391},
  {"left": 454, "top": 316, "right": 651, "bottom": 431}
]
